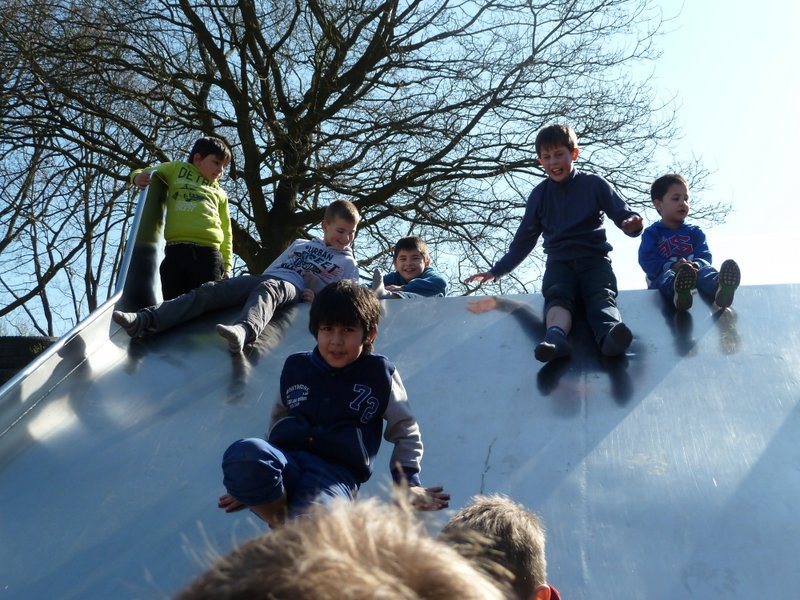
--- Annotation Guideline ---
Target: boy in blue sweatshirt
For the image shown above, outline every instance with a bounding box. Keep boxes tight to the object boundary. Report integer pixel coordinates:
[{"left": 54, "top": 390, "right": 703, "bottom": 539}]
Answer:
[
  {"left": 217, "top": 280, "right": 450, "bottom": 527},
  {"left": 466, "top": 124, "right": 643, "bottom": 362},
  {"left": 371, "top": 236, "right": 447, "bottom": 299},
  {"left": 638, "top": 173, "right": 741, "bottom": 311}
]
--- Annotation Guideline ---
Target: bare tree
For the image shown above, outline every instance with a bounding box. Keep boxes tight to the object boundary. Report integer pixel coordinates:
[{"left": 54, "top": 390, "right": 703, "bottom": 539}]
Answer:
[{"left": 0, "top": 0, "right": 724, "bottom": 335}]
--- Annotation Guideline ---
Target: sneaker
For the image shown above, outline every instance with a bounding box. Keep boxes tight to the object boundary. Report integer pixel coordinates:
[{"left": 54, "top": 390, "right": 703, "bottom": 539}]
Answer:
[
  {"left": 534, "top": 328, "right": 571, "bottom": 363},
  {"left": 672, "top": 263, "right": 697, "bottom": 311},
  {"left": 534, "top": 338, "right": 571, "bottom": 363},
  {"left": 217, "top": 323, "right": 248, "bottom": 354},
  {"left": 600, "top": 322, "right": 633, "bottom": 357},
  {"left": 112, "top": 310, "right": 154, "bottom": 338},
  {"left": 714, "top": 259, "right": 741, "bottom": 308}
]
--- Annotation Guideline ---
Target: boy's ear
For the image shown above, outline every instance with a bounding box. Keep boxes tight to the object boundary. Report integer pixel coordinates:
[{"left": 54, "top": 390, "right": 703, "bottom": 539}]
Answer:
[
  {"left": 531, "top": 584, "right": 551, "bottom": 600},
  {"left": 571, "top": 147, "right": 580, "bottom": 160},
  {"left": 366, "top": 326, "right": 378, "bottom": 345}
]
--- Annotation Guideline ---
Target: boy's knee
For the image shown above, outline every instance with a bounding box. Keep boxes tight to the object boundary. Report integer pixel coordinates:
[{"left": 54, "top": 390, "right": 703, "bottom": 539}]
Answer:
[
  {"left": 222, "top": 438, "right": 286, "bottom": 506},
  {"left": 544, "top": 297, "right": 574, "bottom": 315}
]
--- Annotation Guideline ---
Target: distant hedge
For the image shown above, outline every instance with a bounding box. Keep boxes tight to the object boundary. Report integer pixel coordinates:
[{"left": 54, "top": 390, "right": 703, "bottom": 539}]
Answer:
[{"left": 0, "top": 336, "right": 57, "bottom": 386}]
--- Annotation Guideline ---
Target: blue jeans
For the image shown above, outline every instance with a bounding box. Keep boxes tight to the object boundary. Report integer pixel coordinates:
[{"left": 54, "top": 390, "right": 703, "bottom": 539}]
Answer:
[
  {"left": 222, "top": 438, "right": 358, "bottom": 518},
  {"left": 652, "top": 265, "right": 719, "bottom": 303},
  {"left": 541, "top": 256, "right": 621, "bottom": 345}
]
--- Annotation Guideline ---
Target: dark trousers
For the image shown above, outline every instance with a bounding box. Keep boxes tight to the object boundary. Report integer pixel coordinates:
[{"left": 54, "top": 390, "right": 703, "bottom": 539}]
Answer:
[
  {"left": 541, "top": 256, "right": 621, "bottom": 345},
  {"left": 160, "top": 243, "right": 224, "bottom": 300}
]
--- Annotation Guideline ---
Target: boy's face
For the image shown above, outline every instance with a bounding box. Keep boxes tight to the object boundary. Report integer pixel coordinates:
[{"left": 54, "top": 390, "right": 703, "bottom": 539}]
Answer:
[
  {"left": 322, "top": 216, "right": 358, "bottom": 250},
  {"left": 316, "top": 323, "right": 375, "bottom": 368},
  {"left": 193, "top": 153, "right": 226, "bottom": 183},
  {"left": 655, "top": 182, "right": 690, "bottom": 228},
  {"left": 537, "top": 144, "right": 579, "bottom": 183},
  {"left": 393, "top": 249, "right": 429, "bottom": 283}
]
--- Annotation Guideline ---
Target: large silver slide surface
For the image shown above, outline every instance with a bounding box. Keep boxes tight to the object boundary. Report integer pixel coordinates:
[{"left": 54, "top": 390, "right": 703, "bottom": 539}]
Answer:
[{"left": 1, "top": 186, "right": 799, "bottom": 598}]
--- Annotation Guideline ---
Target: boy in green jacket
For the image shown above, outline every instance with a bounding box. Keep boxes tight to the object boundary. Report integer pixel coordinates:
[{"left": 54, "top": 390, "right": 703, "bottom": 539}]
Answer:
[{"left": 130, "top": 136, "right": 233, "bottom": 299}]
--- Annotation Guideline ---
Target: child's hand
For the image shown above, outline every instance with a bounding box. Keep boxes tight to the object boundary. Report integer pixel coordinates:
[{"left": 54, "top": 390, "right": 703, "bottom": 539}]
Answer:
[
  {"left": 218, "top": 493, "right": 247, "bottom": 513},
  {"left": 465, "top": 271, "right": 495, "bottom": 284},
  {"left": 133, "top": 171, "right": 151, "bottom": 190},
  {"left": 301, "top": 288, "right": 315, "bottom": 303},
  {"left": 622, "top": 215, "right": 644, "bottom": 235},
  {"left": 385, "top": 284, "right": 403, "bottom": 292},
  {"left": 408, "top": 485, "right": 450, "bottom": 511}
]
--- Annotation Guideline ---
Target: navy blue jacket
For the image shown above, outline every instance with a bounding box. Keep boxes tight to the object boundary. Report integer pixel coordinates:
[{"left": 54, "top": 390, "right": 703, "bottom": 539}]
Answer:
[
  {"left": 491, "top": 169, "right": 641, "bottom": 278},
  {"left": 269, "top": 348, "right": 423, "bottom": 485},
  {"left": 383, "top": 266, "right": 447, "bottom": 298}
]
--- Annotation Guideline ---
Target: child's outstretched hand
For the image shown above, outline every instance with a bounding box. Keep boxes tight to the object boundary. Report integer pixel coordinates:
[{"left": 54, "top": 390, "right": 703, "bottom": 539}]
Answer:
[
  {"left": 622, "top": 215, "right": 644, "bottom": 235},
  {"left": 408, "top": 485, "right": 450, "bottom": 511},
  {"left": 465, "top": 271, "right": 496, "bottom": 284},
  {"left": 301, "top": 288, "right": 315, "bottom": 302},
  {"left": 218, "top": 493, "right": 247, "bottom": 513}
]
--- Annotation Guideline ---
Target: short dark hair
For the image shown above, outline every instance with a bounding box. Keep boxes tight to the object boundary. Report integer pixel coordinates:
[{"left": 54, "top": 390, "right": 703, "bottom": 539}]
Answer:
[
  {"left": 188, "top": 136, "right": 231, "bottom": 165},
  {"left": 650, "top": 173, "right": 688, "bottom": 201},
  {"left": 534, "top": 124, "right": 578, "bottom": 155},
  {"left": 393, "top": 236, "right": 430, "bottom": 263},
  {"left": 308, "top": 280, "right": 381, "bottom": 353},
  {"left": 324, "top": 200, "right": 360, "bottom": 225}
]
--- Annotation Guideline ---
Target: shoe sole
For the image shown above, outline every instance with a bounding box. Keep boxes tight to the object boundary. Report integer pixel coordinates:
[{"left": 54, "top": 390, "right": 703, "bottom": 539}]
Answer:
[
  {"left": 673, "top": 265, "right": 696, "bottom": 311},
  {"left": 715, "top": 260, "right": 741, "bottom": 308}
]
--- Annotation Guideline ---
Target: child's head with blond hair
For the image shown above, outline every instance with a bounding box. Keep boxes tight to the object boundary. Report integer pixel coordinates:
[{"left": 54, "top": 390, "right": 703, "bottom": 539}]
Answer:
[{"left": 176, "top": 496, "right": 506, "bottom": 600}]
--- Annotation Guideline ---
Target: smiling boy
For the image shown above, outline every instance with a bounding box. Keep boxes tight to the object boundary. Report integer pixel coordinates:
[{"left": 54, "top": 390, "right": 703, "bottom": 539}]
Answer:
[
  {"left": 218, "top": 280, "right": 450, "bottom": 527},
  {"left": 467, "top": 124, "right": 643, "bottom": 362},
  {"left": 639, "top": 173, "right": 741, "bottom": 311},
  {"left": 130, "top": 136, "right": 233, "bottom": 299},
  {"left": 113, "top": 200, "right": 361, "bottom": 354},
  {"left": 371, "top": 236, "right": 447, "bottom": 299}
]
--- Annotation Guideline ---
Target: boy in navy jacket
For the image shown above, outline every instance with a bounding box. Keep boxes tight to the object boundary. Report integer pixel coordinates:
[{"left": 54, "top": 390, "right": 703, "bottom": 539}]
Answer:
[
  {"left": 371, "top": 236, "right": 447, "bottom": 299},
  {"left": 218, "top": 280, "right": 449, "bottom": 526},
  {"left": 639, "top": 173, "right": 740, "bottom": 311}
]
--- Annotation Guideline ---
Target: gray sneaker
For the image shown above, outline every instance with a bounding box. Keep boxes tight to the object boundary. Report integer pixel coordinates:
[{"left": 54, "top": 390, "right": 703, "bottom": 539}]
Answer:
[
  {"left": 112, "top": 310, "right": 155, "bottom": 338},
  {"left": 673, "top": 263, "right": 697, "bottom": 311},
  {"left": 714, "top": 259, "right": 741, "bottom": 308}
]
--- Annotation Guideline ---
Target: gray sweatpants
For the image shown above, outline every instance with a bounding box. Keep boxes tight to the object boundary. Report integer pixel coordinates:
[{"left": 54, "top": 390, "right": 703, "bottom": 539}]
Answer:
[{"left": 147, "top": 275, "right": 299, "bottom": 341}]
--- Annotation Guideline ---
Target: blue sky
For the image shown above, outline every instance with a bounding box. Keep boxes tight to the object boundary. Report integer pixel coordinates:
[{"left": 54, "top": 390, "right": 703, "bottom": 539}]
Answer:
[{"left": 607, "top": 0, "right": 800, "bottom": 289}]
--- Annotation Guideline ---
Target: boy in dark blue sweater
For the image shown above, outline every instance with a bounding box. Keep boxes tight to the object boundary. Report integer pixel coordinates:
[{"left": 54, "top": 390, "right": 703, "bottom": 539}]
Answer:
[
  {"left": 467, "top": 124, "right": 643, "bottom": 362},
  {"left": 218, "top": 280, "right": 449, "bottom": 527},
  {"left": 371, "top": 236, "right": 447, "bottom": 299}
]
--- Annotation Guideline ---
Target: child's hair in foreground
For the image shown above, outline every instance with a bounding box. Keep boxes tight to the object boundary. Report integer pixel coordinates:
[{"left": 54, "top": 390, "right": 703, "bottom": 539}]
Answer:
[
  {"left": 188, "top": 136, "right": 232, "bottom": 165},
  {"left": 393, "top": 235, "right": 430, "bottom": 262},
  {"left": 308, "top": 280, "right": 382, "bottom": 354},
  {"left": 650, "top": 173, "right": 689, "bottom": 203},
  {"left": 440, "top": 494, "right": 548, "bottom": 600},
  {"left": 324, "top": 199, "right": 360, "bottom": 223},
  {"left": 534, "top": 123, "right": 579, "bottom": 155},
  {"left": 174, "top": 496, "right": 506, "bottom": 600}
]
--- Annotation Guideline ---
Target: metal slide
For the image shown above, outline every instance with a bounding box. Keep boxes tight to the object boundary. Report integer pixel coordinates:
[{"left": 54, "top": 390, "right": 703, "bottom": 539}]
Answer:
[{"left": 1, "top": 186, "right": 799, "bottom": 598}]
